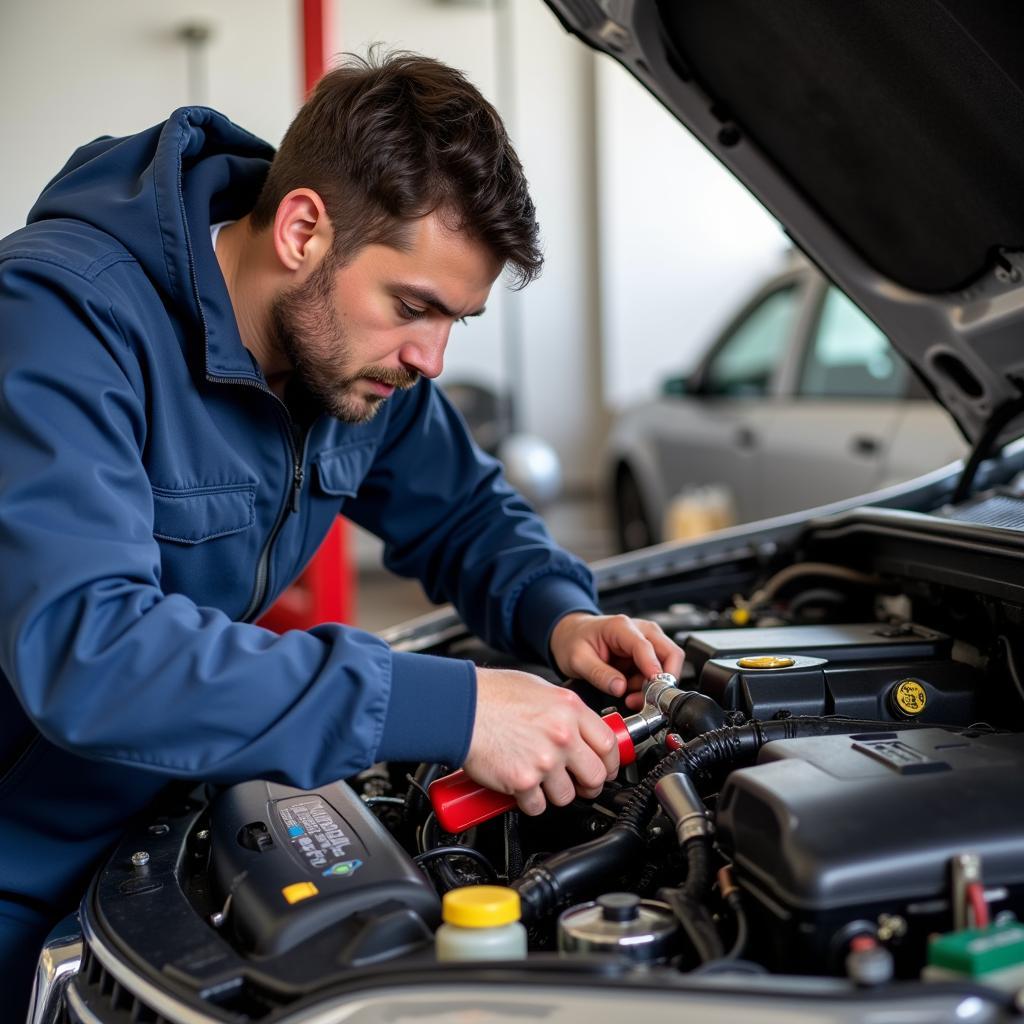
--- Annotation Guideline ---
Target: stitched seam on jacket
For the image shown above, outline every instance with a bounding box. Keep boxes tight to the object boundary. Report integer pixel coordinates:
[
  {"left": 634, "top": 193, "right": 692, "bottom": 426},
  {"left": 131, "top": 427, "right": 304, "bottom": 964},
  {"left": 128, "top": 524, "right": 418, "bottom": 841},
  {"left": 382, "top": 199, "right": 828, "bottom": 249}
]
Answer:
[
  {"left": 315, "top": 439, "right": 378, "bottom": 462},
  {"left": 0, "top": 250, "right": 136, "bottom": 282},
  {"left": 151, "top": 482, "right": 256, "bottom": 497}
]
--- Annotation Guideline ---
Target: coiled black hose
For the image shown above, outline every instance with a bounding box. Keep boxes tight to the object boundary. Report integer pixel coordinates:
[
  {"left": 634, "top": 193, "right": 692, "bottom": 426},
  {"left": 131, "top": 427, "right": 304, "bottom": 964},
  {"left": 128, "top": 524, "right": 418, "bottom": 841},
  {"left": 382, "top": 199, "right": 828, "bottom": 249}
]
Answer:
[{"left": 513, "top": 716, "right": 915, "bottom": 923}]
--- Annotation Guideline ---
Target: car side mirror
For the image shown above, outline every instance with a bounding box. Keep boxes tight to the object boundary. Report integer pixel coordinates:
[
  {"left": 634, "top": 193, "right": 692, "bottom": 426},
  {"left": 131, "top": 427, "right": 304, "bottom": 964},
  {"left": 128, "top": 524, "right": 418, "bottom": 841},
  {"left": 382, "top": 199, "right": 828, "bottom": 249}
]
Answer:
[{"left": 662, "top": 375, "right": 690, "bottom": 397}]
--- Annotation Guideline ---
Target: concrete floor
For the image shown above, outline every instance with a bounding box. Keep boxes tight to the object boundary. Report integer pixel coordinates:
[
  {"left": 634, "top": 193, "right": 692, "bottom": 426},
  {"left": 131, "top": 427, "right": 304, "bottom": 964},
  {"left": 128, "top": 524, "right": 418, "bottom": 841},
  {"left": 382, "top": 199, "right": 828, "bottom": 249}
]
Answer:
[{"left": 353, "top": 494, "right": 615, "bottom": 633}]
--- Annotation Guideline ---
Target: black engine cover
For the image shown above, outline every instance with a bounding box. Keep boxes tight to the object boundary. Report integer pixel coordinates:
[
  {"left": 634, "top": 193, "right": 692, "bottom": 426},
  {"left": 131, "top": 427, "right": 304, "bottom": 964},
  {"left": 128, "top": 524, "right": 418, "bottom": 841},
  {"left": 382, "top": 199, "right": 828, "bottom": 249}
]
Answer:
[{"left": 717, "top": 728, "right": 1024, "bottom": 973}]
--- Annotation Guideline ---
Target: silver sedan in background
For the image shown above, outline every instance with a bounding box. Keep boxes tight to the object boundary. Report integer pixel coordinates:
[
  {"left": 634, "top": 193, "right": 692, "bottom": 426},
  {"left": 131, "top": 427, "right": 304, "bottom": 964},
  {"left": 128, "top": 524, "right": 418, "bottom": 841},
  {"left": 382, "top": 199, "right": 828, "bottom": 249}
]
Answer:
[{"left": 607, "top": 260, "right": 966, "bottom": 550}]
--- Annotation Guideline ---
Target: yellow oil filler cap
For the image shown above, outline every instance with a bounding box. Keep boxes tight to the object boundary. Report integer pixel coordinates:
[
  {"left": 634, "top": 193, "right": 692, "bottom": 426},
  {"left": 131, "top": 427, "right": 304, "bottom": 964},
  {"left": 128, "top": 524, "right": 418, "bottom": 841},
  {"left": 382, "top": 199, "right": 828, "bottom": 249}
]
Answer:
[
  {"left": 737, "top": 655, "right": 796, "bottom": 670},
  {"left": 442, "top": 886, "right": 521, "bottom": 928},
  {"left": 890, "top": 679, "right": 927, "bottom": 717}
]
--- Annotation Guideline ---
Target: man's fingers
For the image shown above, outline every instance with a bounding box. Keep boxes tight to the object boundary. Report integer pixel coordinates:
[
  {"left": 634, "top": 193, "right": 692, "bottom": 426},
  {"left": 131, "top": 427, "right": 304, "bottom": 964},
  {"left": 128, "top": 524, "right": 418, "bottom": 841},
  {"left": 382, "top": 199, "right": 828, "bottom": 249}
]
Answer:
[
  {"left": 605, "top": 616, "right": 663, "bottom": 679},
  {"left": 515, "top": 785, "right": 546, "bottom": 816},
  {"left": 578, "top": 712, "right": 620, "bottom": 777},
  {"left": 568, "top": 645, "right": 628, "bottom": 697},
  {"left": 639, "top": 621, "right": 686, "bottom": 679},
  {"left": 541, "top": 770, "right": 577, "bottom": 808},
  {"left": 624, "top": 690, "right": 645, "bottom": 712}
]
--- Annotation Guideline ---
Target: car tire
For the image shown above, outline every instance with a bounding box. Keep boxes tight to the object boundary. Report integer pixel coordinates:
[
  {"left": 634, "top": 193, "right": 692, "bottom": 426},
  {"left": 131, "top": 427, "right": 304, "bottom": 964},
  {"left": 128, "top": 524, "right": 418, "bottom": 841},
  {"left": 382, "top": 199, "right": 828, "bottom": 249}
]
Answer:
[{"left": 613, "top": 465, "right": 656, "bottom": 552}]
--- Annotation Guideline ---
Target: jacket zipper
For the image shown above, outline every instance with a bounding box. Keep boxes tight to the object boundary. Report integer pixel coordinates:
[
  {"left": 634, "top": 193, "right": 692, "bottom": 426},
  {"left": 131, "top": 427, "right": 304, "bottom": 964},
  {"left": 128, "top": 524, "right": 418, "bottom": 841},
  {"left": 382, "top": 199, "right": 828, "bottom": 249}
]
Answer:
[
  {"left": 210, "top": 375, "right": 312, "bottom": 622},
  {"left": 241, "top": 409, "right": 312, "bottom": 622}
]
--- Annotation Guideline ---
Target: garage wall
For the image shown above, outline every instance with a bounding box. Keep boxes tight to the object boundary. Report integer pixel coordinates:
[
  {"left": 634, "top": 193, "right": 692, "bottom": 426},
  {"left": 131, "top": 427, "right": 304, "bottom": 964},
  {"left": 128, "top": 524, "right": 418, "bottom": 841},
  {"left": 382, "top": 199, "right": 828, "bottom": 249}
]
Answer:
[
  {"left": 0, "top": 0, "right": 299, "bottom": 235},
  {"left": 595, "top": 57, "right": 790, "bottom": 411}
]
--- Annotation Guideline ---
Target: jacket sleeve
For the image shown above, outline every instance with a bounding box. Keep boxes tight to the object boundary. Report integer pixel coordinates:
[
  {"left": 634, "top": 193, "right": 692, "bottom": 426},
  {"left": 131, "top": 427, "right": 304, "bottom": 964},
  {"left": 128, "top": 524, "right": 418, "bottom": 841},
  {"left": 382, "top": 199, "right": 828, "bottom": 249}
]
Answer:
[
  {"left": 342, "top": 377, "right": 601, "bottom": 666},
  {"left": 0, "top": 259, "right": 476, "bottom": 784}
]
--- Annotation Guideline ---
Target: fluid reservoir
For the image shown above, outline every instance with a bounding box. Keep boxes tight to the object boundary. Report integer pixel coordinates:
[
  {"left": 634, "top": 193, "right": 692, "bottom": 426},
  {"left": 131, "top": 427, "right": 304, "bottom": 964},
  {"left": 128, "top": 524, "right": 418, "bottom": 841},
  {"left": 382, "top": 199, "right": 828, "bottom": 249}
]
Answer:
[
  {"left": 435, "top": 885, "right": 528, "bottom": 961},
  {"left": 558, "top": 893, "right": 678, "bottom": 963}
]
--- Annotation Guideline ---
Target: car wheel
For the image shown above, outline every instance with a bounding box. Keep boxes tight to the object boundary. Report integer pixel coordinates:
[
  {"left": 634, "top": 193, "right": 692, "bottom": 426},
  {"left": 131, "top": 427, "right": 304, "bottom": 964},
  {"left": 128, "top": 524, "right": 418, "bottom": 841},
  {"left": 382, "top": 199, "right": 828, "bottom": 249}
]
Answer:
[{"left": 614, "top": 465, "right": 656, "bottom": 552}]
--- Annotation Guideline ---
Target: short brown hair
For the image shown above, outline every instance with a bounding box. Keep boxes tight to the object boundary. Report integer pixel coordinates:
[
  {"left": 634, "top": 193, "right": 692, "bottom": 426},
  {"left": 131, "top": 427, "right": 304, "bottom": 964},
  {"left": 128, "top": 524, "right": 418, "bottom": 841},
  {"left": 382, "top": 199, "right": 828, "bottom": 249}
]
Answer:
[{"left": 251, "top": 50, "right": 542, "bottom": 288}]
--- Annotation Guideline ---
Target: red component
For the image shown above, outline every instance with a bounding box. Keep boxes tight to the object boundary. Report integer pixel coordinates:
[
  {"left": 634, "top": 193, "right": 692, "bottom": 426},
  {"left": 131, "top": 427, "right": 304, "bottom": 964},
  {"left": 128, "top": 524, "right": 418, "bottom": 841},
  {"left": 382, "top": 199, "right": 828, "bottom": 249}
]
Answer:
[
  {"left": 429, "top": 711, "right": 638, "bottom": 834},
  {"left": 967, "top": 881, "right": 990, "bottom": 928},
  {"left": 429, "top": 772, "right": 517, "bottom": 833},
  {"left": 849, "top": 935, "right": 878, "bottom": 953},
  {"left": 665, "top": 732, "right": 684, "bottom": 752},
  {"left": 257, "top": 519, "right": 355, "bottom": 631},
  {"left": 301, "top": 0, "right": 331, "bottom": 96},
  {"left": 602, "top": 711, "right": 637, "bottom": 768}
]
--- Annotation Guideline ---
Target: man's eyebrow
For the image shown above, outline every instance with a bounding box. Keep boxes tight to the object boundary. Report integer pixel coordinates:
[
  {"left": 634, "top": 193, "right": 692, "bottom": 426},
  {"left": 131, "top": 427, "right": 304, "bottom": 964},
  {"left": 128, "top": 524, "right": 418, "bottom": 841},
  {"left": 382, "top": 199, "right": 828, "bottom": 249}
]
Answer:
[{"left": 397, "top": 285, "right": 486, "bottom": 319}]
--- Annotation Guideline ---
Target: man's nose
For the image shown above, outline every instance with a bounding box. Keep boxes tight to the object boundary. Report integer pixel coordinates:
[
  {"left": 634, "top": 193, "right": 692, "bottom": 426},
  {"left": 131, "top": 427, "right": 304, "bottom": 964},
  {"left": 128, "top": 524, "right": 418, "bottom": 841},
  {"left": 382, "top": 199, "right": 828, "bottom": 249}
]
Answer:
[{"left": 399, "top": 322, "right": 450, "bottom": 380}]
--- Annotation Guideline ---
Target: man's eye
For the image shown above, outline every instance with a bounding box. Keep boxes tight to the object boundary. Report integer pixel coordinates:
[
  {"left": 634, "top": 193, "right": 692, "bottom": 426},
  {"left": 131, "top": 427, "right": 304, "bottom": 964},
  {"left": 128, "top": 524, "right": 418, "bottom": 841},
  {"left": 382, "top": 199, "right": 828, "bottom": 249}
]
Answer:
[{"left": 398, "top": 300, "right": 427, "bottom": 320}]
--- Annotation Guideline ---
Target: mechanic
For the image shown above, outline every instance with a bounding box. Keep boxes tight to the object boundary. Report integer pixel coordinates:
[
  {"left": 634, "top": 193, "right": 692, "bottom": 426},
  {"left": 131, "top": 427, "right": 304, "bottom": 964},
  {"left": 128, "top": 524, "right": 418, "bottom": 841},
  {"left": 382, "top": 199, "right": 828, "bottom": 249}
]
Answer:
[{"left": 0, "top": 52, "right": 683, "bottom": 1004}]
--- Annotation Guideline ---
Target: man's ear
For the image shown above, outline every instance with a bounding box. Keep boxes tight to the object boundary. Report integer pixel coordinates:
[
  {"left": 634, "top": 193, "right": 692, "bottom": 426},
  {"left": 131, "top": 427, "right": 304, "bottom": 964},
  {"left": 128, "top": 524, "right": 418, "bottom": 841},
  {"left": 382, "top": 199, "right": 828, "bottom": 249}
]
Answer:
[{"left": 272, "top": 189, "right": 332, "bottom": 275}]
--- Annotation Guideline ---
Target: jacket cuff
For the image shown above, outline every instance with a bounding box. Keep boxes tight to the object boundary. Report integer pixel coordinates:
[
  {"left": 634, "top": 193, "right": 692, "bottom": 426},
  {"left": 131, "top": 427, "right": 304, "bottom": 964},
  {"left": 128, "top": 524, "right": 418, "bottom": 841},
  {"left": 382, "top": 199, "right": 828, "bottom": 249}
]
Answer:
[
  {"left": 517, "top": 575, "right": 601, "bottom": 669},
  {"left": 376, "top": 651, "right": 477, "bottom": 767}
]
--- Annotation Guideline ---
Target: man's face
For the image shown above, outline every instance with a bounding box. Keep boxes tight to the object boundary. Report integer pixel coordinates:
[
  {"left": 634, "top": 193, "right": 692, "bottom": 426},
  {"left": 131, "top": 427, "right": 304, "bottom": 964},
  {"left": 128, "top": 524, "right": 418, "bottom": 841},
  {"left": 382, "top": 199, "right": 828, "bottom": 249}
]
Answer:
[{"left": 269, "top": 212, "right": 500, "bottom": 423}]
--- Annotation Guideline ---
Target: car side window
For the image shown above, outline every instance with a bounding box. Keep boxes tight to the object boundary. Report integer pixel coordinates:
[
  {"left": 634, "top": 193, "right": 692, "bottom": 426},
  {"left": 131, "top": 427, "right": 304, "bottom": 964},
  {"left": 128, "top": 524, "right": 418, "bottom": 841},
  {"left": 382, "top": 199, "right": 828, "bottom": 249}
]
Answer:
[
  {"left": 798, "top": 287, "right": 909, "bottom": 399},
  {"left": 704, "top": 285, "right": 797, "bottom": 397}
]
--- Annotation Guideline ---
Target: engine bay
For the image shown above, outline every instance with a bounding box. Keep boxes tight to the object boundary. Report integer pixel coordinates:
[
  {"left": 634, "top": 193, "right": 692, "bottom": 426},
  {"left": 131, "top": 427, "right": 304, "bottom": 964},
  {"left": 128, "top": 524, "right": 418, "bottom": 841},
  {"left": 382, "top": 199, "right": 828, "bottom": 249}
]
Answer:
[{"left": 68, "top": 497, "right": 1024, "bottom": 1021}]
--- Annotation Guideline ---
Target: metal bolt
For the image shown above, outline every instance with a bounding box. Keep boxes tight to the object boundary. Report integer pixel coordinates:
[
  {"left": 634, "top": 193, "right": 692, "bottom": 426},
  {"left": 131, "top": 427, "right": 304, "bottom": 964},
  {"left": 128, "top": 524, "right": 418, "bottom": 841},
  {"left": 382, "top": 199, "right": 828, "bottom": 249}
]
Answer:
[
  {"left": 195, "top": 829, "right": 210, "bottom": 841},
  {"left": 210, "top": 911, "right": 225, "bottom": 928},
  {"left": 131, "top": 851, "right": 150, "bottom": 868},
  {"left": 148, "top": 824, "right": 170, "bottom": 836},
  {"left": 876, "top": 914, "right": 907, "bottom": 942}
]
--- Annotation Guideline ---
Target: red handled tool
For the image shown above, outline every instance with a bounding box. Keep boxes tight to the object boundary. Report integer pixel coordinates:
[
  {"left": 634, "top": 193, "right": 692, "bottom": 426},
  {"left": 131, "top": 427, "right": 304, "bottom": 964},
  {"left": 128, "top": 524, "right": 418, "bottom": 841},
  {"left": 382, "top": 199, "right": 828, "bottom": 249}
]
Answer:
[{"left": 428, "top": 711, "right": 642, "bottom": 833}]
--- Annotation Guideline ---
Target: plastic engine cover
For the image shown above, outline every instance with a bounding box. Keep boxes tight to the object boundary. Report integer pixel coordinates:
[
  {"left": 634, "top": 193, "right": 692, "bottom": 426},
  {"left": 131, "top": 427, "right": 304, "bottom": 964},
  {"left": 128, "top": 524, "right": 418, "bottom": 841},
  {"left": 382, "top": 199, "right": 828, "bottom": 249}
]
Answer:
[
  {"left": 210, "top": 779, "right": 440, "bottom": 957},
  {"left": 716, "top": 729, "right": 1024, "bottom": 972}
]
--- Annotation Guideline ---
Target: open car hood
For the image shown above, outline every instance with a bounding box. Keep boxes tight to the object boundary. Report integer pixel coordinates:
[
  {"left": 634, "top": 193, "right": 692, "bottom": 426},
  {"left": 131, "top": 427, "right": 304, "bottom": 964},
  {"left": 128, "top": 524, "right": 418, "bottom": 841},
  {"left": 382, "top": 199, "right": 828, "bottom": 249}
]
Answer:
[{"left": 544, "top": 0, "right": 1024, "bottom": 450}]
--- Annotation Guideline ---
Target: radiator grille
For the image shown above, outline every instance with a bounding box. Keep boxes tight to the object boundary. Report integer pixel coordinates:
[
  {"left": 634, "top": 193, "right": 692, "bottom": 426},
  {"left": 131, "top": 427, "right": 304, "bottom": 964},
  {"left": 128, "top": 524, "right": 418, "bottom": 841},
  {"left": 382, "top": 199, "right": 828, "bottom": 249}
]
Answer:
[{"left": 942, "top": 493, "right": 1024, "bottom": 531}]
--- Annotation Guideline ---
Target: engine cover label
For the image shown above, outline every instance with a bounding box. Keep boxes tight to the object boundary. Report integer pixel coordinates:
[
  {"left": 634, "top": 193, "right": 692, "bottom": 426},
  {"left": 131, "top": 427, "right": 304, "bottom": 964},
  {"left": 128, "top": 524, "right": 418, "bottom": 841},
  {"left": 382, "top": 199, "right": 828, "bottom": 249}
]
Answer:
[
  {"left": 853, "top": 738, "right": 951, "bottom": 775},
  {"left": 275, "top": 795, "right": 366, "bottom": 876}
]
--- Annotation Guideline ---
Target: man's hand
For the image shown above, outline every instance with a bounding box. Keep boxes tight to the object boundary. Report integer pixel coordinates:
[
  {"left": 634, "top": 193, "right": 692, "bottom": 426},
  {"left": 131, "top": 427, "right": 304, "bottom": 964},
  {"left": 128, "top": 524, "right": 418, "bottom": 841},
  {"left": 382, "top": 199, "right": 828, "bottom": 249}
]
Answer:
[
  {"left": 549, "top": 612, "right": 685, "bottom": 711},
  {"left": 462, "top": 667, "right": 619, "bottom": 816}
]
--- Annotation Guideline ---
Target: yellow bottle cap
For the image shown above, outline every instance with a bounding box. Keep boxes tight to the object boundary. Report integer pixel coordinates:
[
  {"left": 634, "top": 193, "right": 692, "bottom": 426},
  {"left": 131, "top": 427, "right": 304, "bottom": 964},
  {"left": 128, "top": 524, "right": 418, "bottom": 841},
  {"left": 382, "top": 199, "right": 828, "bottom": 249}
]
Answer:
[
  {"left": 442, "top": 886, "right": 521, "bottom": 928},
  {"left": 731, "top": 607, "right": 751, "bottom": 626}
]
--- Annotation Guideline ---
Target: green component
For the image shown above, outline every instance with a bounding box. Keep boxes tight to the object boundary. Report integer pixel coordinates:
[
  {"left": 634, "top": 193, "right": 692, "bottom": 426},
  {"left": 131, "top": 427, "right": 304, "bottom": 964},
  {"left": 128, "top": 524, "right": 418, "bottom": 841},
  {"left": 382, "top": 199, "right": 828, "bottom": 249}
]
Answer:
[{"left": 928, "top": 924, "right": 1024, "bottom": 976}]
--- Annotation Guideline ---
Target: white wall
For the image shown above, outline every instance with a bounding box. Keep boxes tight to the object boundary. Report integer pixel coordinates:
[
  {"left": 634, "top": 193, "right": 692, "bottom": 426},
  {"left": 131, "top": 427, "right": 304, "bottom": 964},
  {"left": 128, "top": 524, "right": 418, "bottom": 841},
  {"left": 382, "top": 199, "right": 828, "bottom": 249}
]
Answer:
[
  {"left": 595, "top": 56, "right": 790, "bottom": 410},
  {"left": 0, "top": 0, "right": 299, "bottom": 237}
]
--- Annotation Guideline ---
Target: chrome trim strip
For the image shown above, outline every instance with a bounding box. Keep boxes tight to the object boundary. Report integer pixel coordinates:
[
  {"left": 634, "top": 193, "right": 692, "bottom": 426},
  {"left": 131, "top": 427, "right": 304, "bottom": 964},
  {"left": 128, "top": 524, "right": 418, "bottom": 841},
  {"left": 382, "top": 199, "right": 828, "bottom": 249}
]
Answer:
[
  {"left": 26, "top": 914, "right": 82, "bottom": 1024},
  {"left": 64, "top": 983, "right": 103, "bottom": 1024}
]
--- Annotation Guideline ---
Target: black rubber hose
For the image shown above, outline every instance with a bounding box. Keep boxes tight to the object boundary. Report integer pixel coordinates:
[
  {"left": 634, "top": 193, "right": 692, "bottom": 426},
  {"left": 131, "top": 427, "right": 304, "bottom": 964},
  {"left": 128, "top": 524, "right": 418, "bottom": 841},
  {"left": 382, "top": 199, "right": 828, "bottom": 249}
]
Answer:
[
  {"left": 404, "top": 763, "right": 446, "bottom": 830},
  {"left": 514, "top": 716, "right": 913, "bottom": 923},
  {"left": 504, "top": 811, "right": 525, "bottom": 881},
  {"left": 658, "top": 884, "right": 724, "bottom": 963},
  {"left": 668, "top": 691, "right": 727, "bottom": 739},
  {"left": 723, "top": 890, "right": 749, "bottom": 960}
]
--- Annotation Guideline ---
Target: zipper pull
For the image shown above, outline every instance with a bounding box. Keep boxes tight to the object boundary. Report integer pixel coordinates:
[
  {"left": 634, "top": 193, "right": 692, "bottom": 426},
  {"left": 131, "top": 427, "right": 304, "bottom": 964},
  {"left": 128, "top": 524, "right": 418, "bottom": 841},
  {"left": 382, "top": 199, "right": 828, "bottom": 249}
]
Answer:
[{"left": 291, "top": 463, "right": 304, "bottom": 514}]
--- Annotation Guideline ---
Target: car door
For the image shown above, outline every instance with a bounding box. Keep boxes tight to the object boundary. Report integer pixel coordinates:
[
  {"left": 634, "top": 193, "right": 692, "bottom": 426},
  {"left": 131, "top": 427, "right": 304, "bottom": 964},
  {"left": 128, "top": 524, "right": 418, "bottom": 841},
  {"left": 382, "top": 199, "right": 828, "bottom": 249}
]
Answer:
[
  {"left": 647, "top": 275, "right": 809, "bottom": 524},
  {"left": 749, "top": 284, "right": 911, "bottom": 518}
]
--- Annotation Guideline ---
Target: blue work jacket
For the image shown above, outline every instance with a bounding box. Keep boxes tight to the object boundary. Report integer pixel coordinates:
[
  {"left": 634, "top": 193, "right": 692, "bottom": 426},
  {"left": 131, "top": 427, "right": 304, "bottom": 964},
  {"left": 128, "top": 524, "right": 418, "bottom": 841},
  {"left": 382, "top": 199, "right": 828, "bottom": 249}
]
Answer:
[{"left": 0, "top": 107, "right": 598, "bottom": 968}]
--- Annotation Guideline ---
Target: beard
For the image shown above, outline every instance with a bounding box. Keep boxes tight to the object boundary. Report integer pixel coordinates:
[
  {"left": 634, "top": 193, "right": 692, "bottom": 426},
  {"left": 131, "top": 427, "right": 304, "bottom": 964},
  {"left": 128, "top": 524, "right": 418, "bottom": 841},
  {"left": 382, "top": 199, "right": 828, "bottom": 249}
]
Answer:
[{"left": 268, "top": 261, "right": 418, "bottom": 423}]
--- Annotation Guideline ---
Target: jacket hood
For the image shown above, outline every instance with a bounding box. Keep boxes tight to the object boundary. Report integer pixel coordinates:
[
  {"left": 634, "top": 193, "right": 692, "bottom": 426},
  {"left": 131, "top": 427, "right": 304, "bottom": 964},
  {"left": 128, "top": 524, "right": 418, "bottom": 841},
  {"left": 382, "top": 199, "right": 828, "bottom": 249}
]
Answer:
[
  {"left": 27, "top": 107, "right": 275, "bottom": 331},
  {"left": 545, "top": 0, "right": 1024, "bottom": 452}
]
